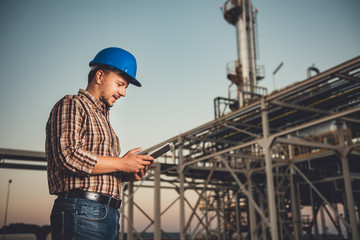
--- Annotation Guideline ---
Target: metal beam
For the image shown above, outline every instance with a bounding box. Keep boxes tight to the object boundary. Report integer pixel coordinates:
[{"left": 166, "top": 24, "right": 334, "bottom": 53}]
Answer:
[
  {"left": 0, "top": 162, "right": 46, "bottom": 171},
  {"left": 220, "top": 123, "right": 260, "bottom": 138},
  {"left": 271, "top": 99, "right": 330, "bottom": 115},
  {"left": 0, "top": 148, "right": 46, "bottom": 161},
  {"left": 334, "top": 72, "right": 360, "bottom": 83},
  {"left": 276, "top": 137, "right": 339, "bottom": 151}
]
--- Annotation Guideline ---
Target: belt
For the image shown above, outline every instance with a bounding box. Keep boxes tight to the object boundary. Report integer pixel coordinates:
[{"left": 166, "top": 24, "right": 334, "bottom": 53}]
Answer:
[{"left": 58, "top": 189, "right": 122, "bottom": 209}]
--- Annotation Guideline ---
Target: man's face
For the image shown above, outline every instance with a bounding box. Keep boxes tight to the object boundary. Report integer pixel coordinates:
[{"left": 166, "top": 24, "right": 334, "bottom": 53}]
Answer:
[{"left": 98, "top": 70, "right": 129, "bottom": 108}]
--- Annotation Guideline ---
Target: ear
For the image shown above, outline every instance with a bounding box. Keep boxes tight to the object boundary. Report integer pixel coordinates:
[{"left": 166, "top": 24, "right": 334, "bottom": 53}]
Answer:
[{"left": 95, "top": 70, "right": 104, "bottom": 84}]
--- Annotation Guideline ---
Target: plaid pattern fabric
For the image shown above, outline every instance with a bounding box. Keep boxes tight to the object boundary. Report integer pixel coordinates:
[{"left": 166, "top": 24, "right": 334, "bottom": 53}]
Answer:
[{"left": 46, "top": 89, "right": 122, "bottom": 199}]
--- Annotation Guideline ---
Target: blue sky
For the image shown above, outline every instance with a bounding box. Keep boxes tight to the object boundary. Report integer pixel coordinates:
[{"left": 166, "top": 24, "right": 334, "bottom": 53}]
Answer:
[{"left": 0, "top": 0, "right": 359, "bottom": 230}]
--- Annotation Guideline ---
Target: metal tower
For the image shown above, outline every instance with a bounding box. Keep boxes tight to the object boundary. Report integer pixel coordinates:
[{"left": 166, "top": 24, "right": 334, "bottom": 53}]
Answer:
[{"left": 220, "top": 0, "right": 265, "bottom": 109}]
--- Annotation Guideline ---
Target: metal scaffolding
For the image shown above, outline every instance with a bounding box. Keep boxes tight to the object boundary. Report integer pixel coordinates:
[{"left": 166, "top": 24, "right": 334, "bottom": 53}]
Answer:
[
  {"left": 1, "top": 56, "right": 360, "bottom": 240},
  {"left": 134, "top": 56, "right": 360, "bottom": 240}
]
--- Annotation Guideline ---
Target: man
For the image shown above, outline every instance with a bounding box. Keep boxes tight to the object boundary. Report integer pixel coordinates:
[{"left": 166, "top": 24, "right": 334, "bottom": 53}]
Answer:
[{"left": 45, "top": 47, "right": 154, "bottom": 240}]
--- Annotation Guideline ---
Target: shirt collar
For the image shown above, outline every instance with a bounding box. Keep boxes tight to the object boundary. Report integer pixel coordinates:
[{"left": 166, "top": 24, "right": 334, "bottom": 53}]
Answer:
[{"left": 78, "top": 89, "right": 109, "bottom": 115}]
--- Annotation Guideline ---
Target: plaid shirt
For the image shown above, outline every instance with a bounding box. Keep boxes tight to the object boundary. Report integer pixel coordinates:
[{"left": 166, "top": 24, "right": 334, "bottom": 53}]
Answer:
[{"left": 46, "top": 89, "right": 122, "bottom": 199}]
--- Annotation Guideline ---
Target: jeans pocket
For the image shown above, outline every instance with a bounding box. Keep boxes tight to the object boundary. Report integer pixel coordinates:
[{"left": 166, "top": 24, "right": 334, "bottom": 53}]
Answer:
[
  {"left": 50, "top": 212, "right": 64, "bottom": 240},
  {"left": 75, "top": 202, "right": 108, "bottom": 221},
  {"left": 75, "top": 201, "right": 112, "bottom": 239}
]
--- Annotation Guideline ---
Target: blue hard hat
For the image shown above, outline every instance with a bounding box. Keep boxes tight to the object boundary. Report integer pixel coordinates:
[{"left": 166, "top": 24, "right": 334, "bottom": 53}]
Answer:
[{"left": 89, "top": 47, "right": 141, "bottom": 87}]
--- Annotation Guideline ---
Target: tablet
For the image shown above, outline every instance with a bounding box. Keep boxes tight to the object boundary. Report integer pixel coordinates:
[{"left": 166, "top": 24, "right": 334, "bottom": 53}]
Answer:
[{"left": 149, "top": 143, "right": 172, "bottom": 159}]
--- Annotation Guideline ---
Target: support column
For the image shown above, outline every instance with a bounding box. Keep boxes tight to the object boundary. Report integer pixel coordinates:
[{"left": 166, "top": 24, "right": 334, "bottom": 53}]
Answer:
[
  {"left": 310, "top": 187, "right": 319, "bottom": 238},
  {"left": 260, "top": 97, "right": 279, "bottom": 240},
  {"left": 337, "top": 122, "right": 360, "bottom": 240},
  {"left": 205, "top": 191, "right": 210, "bottom": 240},
  {"left": 288, "top": 133, "right": 302, "bottom": 240},
  {"left": 216, "top": 192, "right": 222, "bottom": 240},
  {"left": 259, "top": 196, "right": 267, "bottom": 240},
  {"left": 246, "top": 160, "right": 257, "bottom": 240},
  {"left": 120, "top": 184, "right": 126, "bottom": 240},
  {"left": 178, "top": 136, "right": 186, "bottom": 240},
  {"left": 290, "top": 165, "right": 302, "bottom": 240},
  {"left": 222, "top": 191, "right": 226, "bottom": 240},
  {"left": 154, "top": 162, "right": 161, "bottom": 240},
  {"left": 128, "top": 181, "right": 134, "bottom": 240},
  {"left": 235, "top": 193, "right": 241, "bottom": 240}
]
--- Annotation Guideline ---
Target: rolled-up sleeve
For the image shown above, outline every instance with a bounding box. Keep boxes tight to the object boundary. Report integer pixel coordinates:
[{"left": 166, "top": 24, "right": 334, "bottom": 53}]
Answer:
[{"left": 49, "top": 98, "right": 97, "bottom": 177}]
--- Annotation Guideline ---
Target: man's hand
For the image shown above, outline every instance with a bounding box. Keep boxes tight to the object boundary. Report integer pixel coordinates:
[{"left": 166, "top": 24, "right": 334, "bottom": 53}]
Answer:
[{"left": 121, "top": 147, "right": 154, "bottom": 173}]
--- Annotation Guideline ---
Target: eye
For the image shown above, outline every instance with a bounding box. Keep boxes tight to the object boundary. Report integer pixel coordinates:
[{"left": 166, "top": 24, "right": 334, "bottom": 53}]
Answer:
[{"left": 116, "top": 80, "right": 128, "bottom": 88}]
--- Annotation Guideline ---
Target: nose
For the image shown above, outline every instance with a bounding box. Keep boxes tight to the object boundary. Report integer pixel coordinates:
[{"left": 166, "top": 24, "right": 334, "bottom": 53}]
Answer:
[{"left": 119, "top": 87, "right": 126, "bottom": 97}]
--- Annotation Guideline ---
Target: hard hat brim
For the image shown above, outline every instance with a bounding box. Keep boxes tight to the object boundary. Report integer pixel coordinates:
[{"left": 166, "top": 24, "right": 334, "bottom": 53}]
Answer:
[{"left": 122, "top": 72, "right": 142, "bottom": 87}]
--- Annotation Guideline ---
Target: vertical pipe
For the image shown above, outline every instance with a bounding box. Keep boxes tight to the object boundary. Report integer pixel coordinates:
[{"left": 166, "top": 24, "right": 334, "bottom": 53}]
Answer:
[
  {"left": 320, "top": 205, "right": 327, "bottom": 237},
  {"left": 235, "top": 1, "right": 250, "bottom": 93},
  {"left": 276, "top": 167, "right": 284, "bottom": 240},
  {"left": 179, "top": 136, "right": 186, "bottom": 240},
  {"left": 260, "top": 97, "right": 279, "bottom": 240},
  {"left": 288, "top": 135, "right": 302, "bottom": 240},
  {"left": 246, "top": 160, "right": 257, "bottom": 240},
  {"left": 246, "top": 0, "right": 257, "bottom": 94},
  {"left": 128, "top": 181, "right": 134, "bottom": 240},
  {"left": 216, "top": 192, "right": 222, "bottom": 240},
  {"left": 205, "top": 191, "right": 209, "bottom": 240},
  {"left": 337, "top": 122, "right": 360, "bottom": 240},
  {"left": 342, "top": 193, "right": 350, "bottom": 236},
  {"left": 235, "top": 193, "right": 241, "bottom": 240},
  {"left": 310, "top": 187, "right": 320, "bottom": 238},
  {"left": 234, "top": 0, "right": 257, "bottom": 101},
  {"left": 290, "top": 165, "right": 301, "bottom": 240},
  {"left": 120, "top": 184, "right": 126, "bottom": 240},
  {"left": 222, "top": 191, "right": 226, "bottom": 240},
  {"left": 334, "top": 201, "right": 342, "bottom": 236},
  {"left": 296, "top": 182, "right": 304, "bottom": 239},
  {"left": 154, "top": 162, "right": 161, "bottom": 240}
]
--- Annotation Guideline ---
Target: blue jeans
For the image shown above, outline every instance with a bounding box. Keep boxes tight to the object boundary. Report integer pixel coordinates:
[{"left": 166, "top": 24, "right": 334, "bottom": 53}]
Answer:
[{"left": 50, "top": 197, "right": 120, "bottom": 240}]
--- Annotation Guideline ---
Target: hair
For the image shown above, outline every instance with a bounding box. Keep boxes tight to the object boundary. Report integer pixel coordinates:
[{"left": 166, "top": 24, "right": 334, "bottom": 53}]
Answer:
[{"left": 88, "top": 64, "right": 128, "bottom": 84}]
